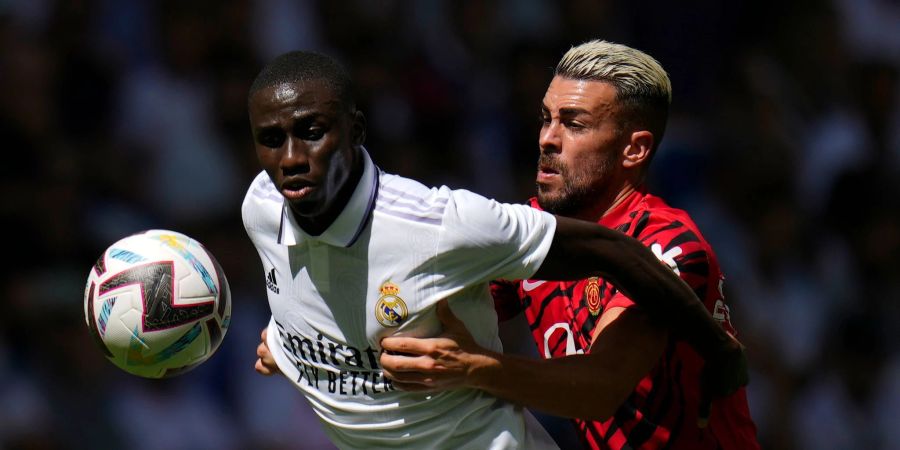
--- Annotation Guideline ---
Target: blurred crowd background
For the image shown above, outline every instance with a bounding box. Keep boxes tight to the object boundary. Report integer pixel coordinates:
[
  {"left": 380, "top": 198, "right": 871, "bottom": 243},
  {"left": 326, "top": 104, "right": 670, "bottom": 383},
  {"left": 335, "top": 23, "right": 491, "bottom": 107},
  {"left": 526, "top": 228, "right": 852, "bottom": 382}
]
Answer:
[{"left": 1, "top": 0, "right": 899, "bottom": 449}]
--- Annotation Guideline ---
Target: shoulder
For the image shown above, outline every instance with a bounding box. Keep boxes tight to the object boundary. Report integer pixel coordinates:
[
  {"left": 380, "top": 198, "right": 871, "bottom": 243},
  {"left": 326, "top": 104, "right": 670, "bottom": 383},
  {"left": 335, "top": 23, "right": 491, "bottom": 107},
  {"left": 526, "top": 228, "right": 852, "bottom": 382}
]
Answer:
[
  {"left": 374, "top": 172, "right": 451, "bottom": 226},
  {"left": 621, "top": 195, "right": 710, "bottom": 247},
  {"left": 376, "top": 171, "right": 552, "bottom": 237},
  {"left": 241, "top": 171, "right": 283, "bottom": 234},
  {"left": 623, "top": 194, "right": 721, "bottom": 274}
]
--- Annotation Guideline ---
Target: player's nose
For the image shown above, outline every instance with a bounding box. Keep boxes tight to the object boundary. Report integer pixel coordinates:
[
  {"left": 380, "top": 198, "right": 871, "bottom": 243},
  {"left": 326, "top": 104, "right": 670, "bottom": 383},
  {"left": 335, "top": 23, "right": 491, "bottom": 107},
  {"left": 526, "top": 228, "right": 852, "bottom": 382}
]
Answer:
[
  {"left": 280, "top": 136, "right": 310, "bottom": 174},
  {"left": 538, "top": 121, "right": 562, "bottom": 153}
]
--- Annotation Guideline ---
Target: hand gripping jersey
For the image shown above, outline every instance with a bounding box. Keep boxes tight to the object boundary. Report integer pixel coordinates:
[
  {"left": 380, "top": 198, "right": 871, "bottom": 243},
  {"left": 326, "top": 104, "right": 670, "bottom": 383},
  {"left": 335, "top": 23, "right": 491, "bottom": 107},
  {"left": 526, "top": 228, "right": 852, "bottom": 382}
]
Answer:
[
  {"left": 242, "top": 150, "right": 559, "bottom": 449},
  {"left": 493, "top": 191, "right": 760, "bottom": 450}
]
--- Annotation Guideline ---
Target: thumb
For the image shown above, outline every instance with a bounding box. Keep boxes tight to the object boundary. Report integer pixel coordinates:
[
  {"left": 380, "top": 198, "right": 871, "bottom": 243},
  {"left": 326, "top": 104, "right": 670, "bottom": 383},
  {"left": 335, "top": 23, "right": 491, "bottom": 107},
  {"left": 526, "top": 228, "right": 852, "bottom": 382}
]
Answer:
[{"left": 436, "top": 299, "right": 465, "bottom": 331}]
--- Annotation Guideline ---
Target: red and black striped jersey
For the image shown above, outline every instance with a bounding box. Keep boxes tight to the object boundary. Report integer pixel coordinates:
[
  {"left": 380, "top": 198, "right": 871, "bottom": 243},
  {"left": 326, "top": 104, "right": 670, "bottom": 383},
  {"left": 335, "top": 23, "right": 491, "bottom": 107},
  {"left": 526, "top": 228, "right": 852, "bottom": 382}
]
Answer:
[{"left": 492, "top": 189, "right": 760, "bottom": 450}]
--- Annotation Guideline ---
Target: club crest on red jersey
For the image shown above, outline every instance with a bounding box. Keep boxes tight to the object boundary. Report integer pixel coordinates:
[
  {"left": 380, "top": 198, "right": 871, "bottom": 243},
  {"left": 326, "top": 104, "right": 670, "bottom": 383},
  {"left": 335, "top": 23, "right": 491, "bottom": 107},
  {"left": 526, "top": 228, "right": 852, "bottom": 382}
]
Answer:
[
  {"left": 375, "top": 281, "right": 408, "bottom": 327},
  {"left": 585, "top": 277, "right": 602, "bottom": 316}
]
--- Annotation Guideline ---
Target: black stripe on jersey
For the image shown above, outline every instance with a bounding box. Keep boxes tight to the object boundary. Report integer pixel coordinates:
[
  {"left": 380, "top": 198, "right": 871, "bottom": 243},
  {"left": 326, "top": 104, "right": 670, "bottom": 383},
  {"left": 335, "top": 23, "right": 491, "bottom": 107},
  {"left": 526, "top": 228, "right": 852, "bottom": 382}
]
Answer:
[
  {"left": 581, "top": 420, "right": 605, "bottom": 449},
  {"left": 519, "top": 292, "right": 534, "bottom": 310},
  {"left": 579, "top": 308, "right": 599, "bottom": 341},
  {"left": 528, "top": 283, "right": 576, "bottom": 333},
  {"left": 678, "top": 250, "right": 707, "bottom": 264},
  {"left": 603, "top": 418, "right": 620, "bottom": 442},
  {"left": 665, "top": 229, "right": 700, "bottom": 250},
  {"left": 620, "top": 393, "right": 659, "bottom": 448},
  {"left": 547, "top": 327, "right": 569, "bottom": 355},
  {"left": 677, "top": 249, "right": 709, "bottom": 273},
  {"left": 603, "top": 414, "right": 633, "bottom": 450},
  {"left": 680, "top": 262, "right": 710, "bottom": 278},
  {"left": 631, "top": 211, "right": 652, "bottom": 238},
  {"left": 639, "top": 220, "right": 684, "bottom": 243}
]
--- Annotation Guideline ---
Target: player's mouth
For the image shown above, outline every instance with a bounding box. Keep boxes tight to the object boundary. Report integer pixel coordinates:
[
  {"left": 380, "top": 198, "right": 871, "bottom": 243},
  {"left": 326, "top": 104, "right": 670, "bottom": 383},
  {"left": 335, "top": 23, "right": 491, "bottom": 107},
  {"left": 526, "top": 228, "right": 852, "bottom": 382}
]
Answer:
[
  {"left": 281, "top": 178, "right": 315, "bottom": 201},
  {"left": 537, "top": 164, "right": 560, "bottom": 183}
]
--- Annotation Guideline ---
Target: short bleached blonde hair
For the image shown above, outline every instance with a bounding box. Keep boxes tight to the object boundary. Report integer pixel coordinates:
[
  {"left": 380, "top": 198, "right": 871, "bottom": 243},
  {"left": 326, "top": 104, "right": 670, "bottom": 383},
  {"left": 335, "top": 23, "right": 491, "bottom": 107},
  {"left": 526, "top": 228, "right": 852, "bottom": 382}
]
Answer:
[{"left": 556, "top": 40, "right": 671, "bottom": 150}]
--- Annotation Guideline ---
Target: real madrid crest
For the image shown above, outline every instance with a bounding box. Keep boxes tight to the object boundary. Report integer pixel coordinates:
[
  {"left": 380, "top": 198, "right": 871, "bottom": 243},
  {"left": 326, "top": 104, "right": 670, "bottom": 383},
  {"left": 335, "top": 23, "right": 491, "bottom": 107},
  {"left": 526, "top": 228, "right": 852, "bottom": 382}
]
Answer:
[
  {"left": 585, "top": 277, "right": 602, "bottom": 316},
  {"left": 375, "top": 281, "right": 408, "bottom": 327}
]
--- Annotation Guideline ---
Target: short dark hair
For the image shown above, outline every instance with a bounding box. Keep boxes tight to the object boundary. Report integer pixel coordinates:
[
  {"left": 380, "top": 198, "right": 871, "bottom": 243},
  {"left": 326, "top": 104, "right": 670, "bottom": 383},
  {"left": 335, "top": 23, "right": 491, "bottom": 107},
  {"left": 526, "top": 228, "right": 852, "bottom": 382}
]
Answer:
[{"left": 248, "top": 51, "right": 356, "bottom": 110}]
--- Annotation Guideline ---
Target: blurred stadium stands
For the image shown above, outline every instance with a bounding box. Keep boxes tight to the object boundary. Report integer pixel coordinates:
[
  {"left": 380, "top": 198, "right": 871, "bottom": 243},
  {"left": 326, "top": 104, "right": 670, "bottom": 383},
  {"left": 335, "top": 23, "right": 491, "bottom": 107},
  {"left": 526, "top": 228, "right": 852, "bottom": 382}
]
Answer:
[{"left": 1, "top": 0, "right": 898, "bottom": 449}]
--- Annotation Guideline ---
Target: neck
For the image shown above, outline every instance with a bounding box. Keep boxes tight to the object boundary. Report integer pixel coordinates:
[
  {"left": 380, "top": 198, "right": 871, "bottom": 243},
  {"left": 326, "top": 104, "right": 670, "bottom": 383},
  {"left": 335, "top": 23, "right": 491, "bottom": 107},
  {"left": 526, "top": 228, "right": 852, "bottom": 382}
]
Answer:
[
  {"left": 605, "top": 183, "right": 638, "bottom": 216},
  {"left": 294, "top": 151, "right": 365, "bottom": 236},
  {"left": 575, "top": 181, "right": 641, "bottom": 223}
]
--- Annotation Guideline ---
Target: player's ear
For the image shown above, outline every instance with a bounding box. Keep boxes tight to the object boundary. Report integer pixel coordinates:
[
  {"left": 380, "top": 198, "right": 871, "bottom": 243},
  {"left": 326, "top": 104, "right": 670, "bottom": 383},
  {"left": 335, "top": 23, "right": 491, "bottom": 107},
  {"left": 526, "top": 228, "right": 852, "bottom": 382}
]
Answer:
[
  {"left": 623, "top": 130, "right": 653, "bottom": 169},
  {"left": 351, "top": 110, "right": 366, "bottom": 146}
]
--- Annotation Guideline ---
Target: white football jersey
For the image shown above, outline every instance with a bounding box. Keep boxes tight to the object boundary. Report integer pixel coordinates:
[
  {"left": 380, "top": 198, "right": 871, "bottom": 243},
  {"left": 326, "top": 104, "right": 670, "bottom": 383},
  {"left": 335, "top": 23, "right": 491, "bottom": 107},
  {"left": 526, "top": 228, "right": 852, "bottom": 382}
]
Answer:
[{"left": 242, "top": 150, "right": 558, "bottom": 449}]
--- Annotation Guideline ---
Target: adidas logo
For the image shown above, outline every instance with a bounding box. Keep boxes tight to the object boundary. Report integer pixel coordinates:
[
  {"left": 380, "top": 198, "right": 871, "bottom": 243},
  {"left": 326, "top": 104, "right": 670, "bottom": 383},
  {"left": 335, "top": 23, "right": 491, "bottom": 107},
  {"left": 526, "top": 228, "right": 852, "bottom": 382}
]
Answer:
[{"left": 265, "top": 268, "right": 280, "bottom": 294}]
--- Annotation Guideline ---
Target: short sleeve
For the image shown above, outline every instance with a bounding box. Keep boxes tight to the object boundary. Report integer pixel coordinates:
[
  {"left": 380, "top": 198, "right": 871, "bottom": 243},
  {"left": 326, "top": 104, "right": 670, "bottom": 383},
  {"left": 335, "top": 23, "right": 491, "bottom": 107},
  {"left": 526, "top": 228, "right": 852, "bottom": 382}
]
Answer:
[{"left": 435, "top": 189, "right": 556, "bottom": 288}]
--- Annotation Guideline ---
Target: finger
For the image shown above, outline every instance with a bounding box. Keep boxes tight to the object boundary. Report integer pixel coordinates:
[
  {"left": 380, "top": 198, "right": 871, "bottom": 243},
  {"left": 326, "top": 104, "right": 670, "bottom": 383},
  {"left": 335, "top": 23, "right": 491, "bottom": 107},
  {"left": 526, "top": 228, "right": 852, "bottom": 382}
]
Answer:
[
  {"left": 257, "top": 341, "right": 270, "bottom": 359},
  {"left": 381, "top": 337, "right": 433, "bottom": 356},
  {"left": 261, "top": 327, "right": 268, "bottom": 341},
  {"left": 380, "top": 352, "right": 440, "bottom": 373},
  {"left": 436, "top": 300, "right": 465, "bottom": 330},
  {"left": 255, "top": 358, "right": 274, "bottom": 376}
]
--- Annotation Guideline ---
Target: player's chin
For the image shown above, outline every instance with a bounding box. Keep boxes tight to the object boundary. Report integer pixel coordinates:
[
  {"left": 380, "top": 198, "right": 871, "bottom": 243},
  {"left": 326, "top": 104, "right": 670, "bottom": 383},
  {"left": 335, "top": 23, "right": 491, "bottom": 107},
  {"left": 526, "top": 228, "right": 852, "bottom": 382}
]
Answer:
[
  {"left": 535, "top": 186, "right": 562, "bottom": 206},
  {"left": 286, "top": 198, "right": 320, "bottom": 216}
]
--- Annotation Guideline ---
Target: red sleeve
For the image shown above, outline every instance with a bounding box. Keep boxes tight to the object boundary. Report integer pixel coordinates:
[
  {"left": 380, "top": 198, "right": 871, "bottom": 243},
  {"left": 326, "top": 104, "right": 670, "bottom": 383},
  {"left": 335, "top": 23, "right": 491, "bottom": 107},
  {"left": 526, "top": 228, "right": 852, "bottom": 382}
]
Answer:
[{"left": 490, "top": 280, "right": 524, "bottom": 322}]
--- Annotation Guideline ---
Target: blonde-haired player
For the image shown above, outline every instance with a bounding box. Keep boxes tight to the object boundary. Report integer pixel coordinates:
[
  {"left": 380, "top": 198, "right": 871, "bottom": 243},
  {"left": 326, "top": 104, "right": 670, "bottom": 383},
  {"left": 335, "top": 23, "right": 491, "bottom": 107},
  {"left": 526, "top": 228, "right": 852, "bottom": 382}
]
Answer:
[{"left": 380, "top": 40, "right": 760, "bottom": 450}]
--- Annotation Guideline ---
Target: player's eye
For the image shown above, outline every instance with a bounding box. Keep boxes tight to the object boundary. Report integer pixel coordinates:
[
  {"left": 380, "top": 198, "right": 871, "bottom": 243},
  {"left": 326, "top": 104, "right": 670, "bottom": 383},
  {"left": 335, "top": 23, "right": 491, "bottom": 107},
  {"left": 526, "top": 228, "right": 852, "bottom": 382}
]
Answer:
[
  {"left": 294, "top": 118, "right": 328, "bottom": 141},
  {"left": 303, "top": 127, "right": 325, "bottom": 141},
  {"left": 257, "top": 130, "right": 285, "bottom": 148},
  {"left": 564, "top": 120, "right": 585, "bottom": 130}
]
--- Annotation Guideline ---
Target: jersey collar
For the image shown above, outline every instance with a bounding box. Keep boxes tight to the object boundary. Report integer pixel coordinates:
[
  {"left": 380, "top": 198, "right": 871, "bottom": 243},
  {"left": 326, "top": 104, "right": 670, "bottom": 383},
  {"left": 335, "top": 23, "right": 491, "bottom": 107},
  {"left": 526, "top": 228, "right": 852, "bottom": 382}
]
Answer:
[
  {"left": 597, "top": 186, "right": 647, "bottom": 227},
  {"left": 277, "top": 148, "right": 378, "bottom": 248}
]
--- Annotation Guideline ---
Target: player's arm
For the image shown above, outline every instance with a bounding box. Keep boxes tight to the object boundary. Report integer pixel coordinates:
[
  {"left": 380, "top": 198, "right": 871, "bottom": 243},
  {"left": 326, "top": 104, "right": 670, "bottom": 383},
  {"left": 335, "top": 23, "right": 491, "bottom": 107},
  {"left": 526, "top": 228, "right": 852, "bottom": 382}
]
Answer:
[
  {"left": 382, "top": 301, "right": 664, "bottom": 421},
  {"left": 540, "top": 215, "right": 747, "bottom": 414},
  {"left": 383, "top": 215, "right": 746, "bottom": 421},
  {"left": 535, "top": 215, "right": 738, "bottom": 363}
]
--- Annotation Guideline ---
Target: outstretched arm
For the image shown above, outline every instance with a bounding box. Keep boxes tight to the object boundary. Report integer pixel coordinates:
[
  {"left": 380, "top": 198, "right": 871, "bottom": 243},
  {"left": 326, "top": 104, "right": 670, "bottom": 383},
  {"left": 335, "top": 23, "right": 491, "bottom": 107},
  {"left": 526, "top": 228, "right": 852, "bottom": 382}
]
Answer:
[
  {"left": 382, "top": 215, "right": 747, "bottom": 425},
  {"left": 536, "top": 215, "right": 737, "bottom": 362},
  {"left": 382, "top": 301, "right": 666, "bottom": 421}
]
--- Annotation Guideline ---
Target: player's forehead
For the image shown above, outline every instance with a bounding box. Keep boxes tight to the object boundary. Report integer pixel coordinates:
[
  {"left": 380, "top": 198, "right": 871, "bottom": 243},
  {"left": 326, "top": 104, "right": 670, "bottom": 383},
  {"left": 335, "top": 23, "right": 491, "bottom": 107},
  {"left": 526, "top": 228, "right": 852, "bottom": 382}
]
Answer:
[
  {"left": 249, "top": 80, "right": 343, "bottom": 123},
  {"left": 541, "top": 76, "right": 618, "bottom": 114}
]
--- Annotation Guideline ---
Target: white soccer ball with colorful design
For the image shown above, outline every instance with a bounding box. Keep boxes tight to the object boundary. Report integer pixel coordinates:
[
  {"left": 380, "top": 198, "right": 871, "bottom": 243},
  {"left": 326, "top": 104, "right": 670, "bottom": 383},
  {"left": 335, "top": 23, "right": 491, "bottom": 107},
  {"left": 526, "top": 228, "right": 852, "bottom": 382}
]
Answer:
[{"left": 83, "top": 229, "right": 231, "bottom": 378}]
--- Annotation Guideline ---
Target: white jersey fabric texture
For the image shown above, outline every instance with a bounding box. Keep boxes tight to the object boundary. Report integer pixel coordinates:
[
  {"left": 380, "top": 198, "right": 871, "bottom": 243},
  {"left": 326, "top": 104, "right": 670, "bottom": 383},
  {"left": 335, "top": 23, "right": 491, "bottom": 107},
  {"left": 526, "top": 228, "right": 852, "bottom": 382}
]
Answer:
[{"left": 242, "top": 149, "right": 559, "bottom": 449}]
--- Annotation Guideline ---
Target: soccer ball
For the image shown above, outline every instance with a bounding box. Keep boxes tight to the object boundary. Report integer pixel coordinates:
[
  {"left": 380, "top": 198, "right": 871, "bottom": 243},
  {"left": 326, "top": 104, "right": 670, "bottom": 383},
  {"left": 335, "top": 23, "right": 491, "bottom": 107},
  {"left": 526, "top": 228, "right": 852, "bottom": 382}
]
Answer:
[{"left": 83, "top": 229, "right": 231, "bottom": 378}]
